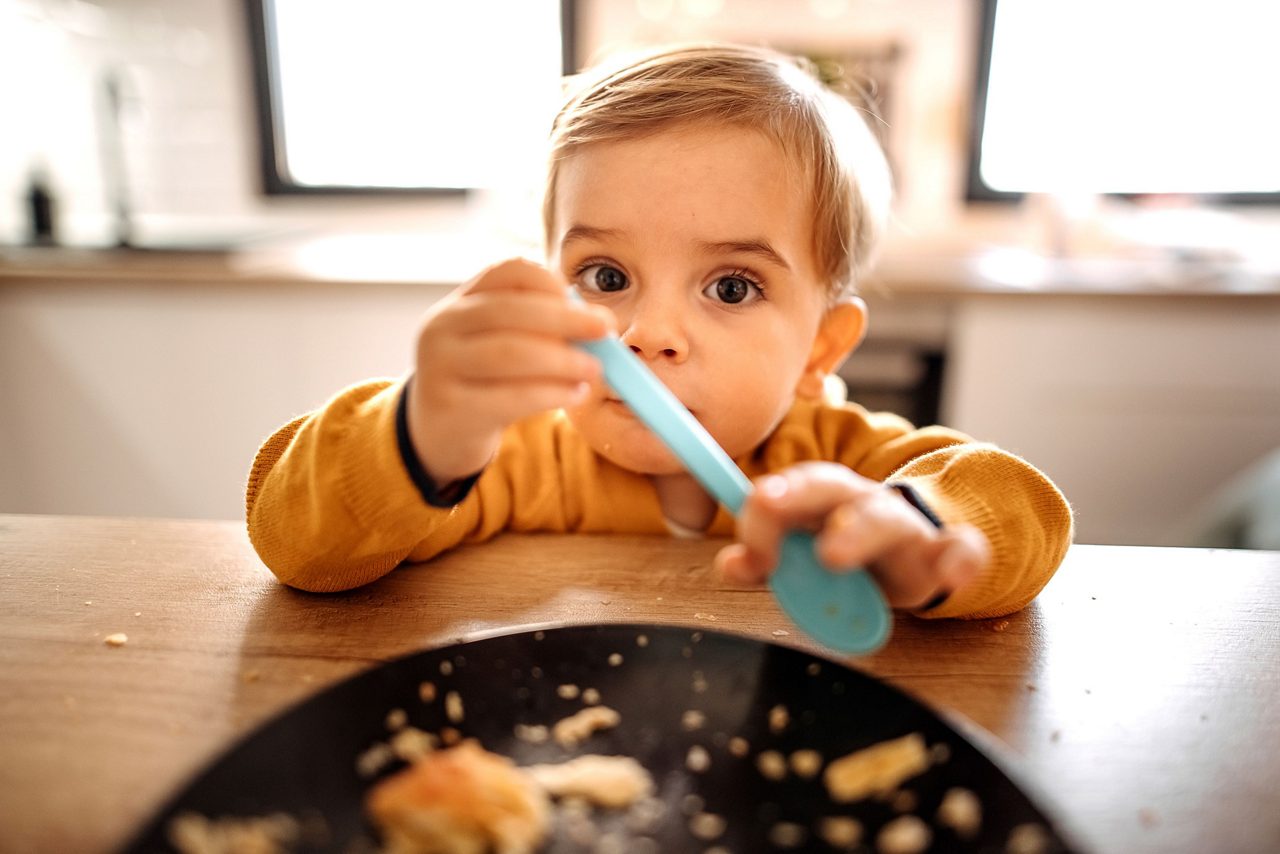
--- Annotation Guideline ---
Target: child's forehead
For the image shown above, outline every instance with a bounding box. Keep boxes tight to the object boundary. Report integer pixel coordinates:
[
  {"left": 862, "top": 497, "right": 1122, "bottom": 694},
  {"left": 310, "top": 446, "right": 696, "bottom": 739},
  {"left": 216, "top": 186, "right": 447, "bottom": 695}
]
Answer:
[{"left": 552, "top": 126, "right": 823, "bottom": 284}]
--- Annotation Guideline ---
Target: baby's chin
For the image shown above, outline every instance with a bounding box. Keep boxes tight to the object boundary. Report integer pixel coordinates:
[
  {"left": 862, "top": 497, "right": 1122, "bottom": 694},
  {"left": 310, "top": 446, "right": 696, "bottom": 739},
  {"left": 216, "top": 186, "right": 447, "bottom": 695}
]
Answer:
[{"left": 587, "top": 434, "right": 690, "bottom": 476}]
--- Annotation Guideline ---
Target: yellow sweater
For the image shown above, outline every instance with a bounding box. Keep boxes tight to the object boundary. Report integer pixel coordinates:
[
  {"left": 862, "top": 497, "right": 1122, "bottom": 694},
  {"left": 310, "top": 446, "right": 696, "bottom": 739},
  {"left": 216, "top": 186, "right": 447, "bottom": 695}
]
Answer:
[{"left": 246, "top": 378, "right": 1072, "bottom": 619}]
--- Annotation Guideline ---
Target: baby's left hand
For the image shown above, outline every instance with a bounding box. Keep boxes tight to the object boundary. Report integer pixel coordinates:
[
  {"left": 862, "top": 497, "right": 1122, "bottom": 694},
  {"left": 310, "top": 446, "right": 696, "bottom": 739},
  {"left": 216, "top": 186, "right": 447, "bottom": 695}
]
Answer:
[{"left": 715, "top": 462, "right": 990, "bottom": 610}]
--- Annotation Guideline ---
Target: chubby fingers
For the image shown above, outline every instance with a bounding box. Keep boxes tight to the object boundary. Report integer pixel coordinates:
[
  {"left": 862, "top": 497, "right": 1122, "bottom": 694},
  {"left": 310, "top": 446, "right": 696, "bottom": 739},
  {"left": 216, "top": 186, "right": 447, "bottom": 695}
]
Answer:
[{"left": 717, "top": 462, "right": 881, "bottom": 585}]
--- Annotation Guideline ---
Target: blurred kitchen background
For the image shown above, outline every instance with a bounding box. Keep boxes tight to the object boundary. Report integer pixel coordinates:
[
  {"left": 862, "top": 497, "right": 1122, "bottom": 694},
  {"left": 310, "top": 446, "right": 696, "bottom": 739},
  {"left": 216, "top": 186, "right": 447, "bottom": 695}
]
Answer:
[{"left": 1, "top": 0, "right": 1277, "bottom": 548}]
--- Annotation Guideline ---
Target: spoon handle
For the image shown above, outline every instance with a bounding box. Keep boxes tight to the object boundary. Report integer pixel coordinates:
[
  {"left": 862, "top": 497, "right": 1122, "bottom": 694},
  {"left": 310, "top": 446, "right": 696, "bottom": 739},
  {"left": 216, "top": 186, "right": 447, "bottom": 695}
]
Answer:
[
  {"left": 576, "top": 333, "right": 752, "bottom": 513},
  {"left": 574, "top": 312, "right": 891, "bottom": 654}
]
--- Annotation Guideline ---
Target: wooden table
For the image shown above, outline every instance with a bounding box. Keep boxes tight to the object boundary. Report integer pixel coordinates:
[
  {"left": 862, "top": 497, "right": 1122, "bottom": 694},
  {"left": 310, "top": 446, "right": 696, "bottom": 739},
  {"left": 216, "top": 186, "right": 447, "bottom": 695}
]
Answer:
[{"left": 1, "top": 515, "right": 1277, "bottom": 853}]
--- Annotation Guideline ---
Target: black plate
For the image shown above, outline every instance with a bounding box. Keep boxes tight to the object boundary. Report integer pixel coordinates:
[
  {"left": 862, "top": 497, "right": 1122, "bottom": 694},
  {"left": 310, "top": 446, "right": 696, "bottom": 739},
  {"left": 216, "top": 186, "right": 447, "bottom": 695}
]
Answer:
[{"left": 123, "top": 625, "right": 1081, "bottom": 853}]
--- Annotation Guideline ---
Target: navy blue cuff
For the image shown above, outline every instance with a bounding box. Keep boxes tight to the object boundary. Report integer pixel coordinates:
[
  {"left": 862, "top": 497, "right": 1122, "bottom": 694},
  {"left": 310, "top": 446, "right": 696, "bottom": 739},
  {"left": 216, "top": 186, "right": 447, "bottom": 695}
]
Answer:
[
  {"left": 888, "top": 481, "right": 950, "bottom": 612},
  {"left": 887, "top": 481, "right": 944, "bottom": 530},
  {"left": 395, "top": 379, "right": 481, "bottom": 508}
]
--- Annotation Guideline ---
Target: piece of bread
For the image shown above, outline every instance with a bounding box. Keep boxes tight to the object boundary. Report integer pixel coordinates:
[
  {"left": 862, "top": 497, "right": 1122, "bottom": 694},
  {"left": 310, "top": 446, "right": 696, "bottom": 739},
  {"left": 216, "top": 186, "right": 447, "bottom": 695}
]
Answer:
[{"left": 366, "top": 741, "right": 550, "bottom": 854}]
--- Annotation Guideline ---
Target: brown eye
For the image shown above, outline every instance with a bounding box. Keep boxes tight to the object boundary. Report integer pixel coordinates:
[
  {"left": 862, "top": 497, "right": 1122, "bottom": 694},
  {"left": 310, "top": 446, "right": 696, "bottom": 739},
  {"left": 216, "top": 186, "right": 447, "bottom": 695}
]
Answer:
[
  {"left": 705, "top": 275, "right": 760, "bottom": 305},
  {"left": 579, "top": 264, "right": 628, "bottom": 293}
]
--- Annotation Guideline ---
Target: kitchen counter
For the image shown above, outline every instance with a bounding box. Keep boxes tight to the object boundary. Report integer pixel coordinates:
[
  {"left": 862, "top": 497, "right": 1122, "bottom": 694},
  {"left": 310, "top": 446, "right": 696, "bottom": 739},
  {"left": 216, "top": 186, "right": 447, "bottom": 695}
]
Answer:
[{"left": 4, "top": 236, "right": 1279, "bottom": 298}]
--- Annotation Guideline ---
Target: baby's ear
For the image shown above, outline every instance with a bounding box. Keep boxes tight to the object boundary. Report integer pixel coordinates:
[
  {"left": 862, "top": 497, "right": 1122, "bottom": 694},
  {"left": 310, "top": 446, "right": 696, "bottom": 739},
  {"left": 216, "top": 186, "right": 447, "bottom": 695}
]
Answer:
[{"left": 795, "top": 298, "right": 867, "bottom": 400}]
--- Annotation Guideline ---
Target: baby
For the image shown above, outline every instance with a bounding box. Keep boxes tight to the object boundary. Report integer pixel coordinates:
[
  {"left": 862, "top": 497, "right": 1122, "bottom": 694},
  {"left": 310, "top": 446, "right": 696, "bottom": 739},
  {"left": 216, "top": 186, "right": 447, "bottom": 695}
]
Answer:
[{"left": 247, "top": 44, "right": 1072, "bottom": 619}]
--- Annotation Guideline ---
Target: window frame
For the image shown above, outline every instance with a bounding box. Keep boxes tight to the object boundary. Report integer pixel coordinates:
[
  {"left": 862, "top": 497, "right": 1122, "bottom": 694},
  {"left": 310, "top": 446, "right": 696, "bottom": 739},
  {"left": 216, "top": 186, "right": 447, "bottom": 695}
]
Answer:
[
  {"left": 244, "top": 0, "right": 577, "bottom": 196},
  {"left": 964, "top": 0, "right": 1280, "bottom": 206}
]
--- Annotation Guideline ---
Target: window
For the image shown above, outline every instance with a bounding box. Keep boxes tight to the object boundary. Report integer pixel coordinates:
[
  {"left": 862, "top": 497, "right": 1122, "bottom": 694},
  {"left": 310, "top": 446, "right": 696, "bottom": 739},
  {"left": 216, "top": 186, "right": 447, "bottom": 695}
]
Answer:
[
  {"left": 246, "top": 0, "right": 575, "bottom": 194},
  {"left": 967, "top": 0, "right": 1280, "bottom": 202}
]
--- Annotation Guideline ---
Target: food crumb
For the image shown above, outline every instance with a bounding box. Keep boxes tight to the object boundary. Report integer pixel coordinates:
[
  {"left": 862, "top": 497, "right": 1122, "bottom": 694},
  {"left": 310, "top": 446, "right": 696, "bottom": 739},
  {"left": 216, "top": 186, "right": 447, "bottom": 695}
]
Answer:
[
  {"left": 789, "top": 749, "right": 823, "bottom": 779},
  {"left": 582, "top": 688, "right": 601, "bottom": 705},
  {"left": 355, "top": 742, "right": 395, "bottom": 778},
  {"left": 439, "top": 660, "right": 454, "bottom": 676},
  {"left": 877, "top": 815, "right": 931, "bottom": 854},
  {"left": 168, "top": 812, "right": 301, "bottom": 854},
  {"left": 553, "top": 705, "right": 621, "bottom": 748},
  {"left": 937, "top": 787, "right": 982, "bottom": 838},
  {"left": 557, "top": 684, "right": 581, "bottom": 700},
  {"left": 769, "top": 821, "right": 807, "bottom": 849},
  {"left": 534, "top": 631, "right": 545, "bottom": 641},
  {"left": 526, "top": 755, "right": 654, "bottom": 809},
  {"left": 680, "top": 794, "right": 705, "bottom": 816},
  {"left": 439, "top": 727, "right": 461, "bottom": 746},
  {"left": 134, "top": 612, "right": 142, "bottom": 617},
  {"left": 1005, "top": 823, "right": 1051, "bottom": 854},
  {"left": 636, "top": 634, "right": 649, "bottom": 647},
  {"left": 389, "top": 727, "right": 437, "bottom": 761},
  {"left": 989, "top": 620, "right": 1011, "bottom": 633},
  {"left": 688, "top": 812, "right": 727, "bottom": 841},
  {"left": 728, "top": 737, "right": 750, "bottom": 757},
  {"left": 756, "top": 750, "right": 787, "bottom": 781},
  {"left": 806, "top": 662, "right": 821, "bottom": 676},
  {"left": 385, "top": 708, "right": 408, "bottom": 731},
  {"left": 445, "top": 691, "right": 465, "bottom": 724},
  {"left": 819, "top": 816, "right": 863, "bottom": 849},
  {"left": 104, "top": 633, "right": 128, "bottom": 647},
  {"left": 824, "top": 733, "right": 930, "bottom": 803},
  {"left": 768, "top": 704, "right": 789, "bottom": 733},
  {"left": 241, "top": 670, "right": 260, "bottom": 683},
  {"left": 681, "top": 710, "right": 707, "bottom": 731},
  {"left": 771, "top": 629, "right": 789, "bottom": 637},
  {"left": 608, "top": 653, "right": 624, "bottom": 666},
  {"left": 692, "top": 671, "right": 708, "bottom": 693},
  {"left": 418, "top": 681, "right": 437, "bottom": 703},
  {"left": 685, "top": 745, "right": 711, "bottom": 773}
]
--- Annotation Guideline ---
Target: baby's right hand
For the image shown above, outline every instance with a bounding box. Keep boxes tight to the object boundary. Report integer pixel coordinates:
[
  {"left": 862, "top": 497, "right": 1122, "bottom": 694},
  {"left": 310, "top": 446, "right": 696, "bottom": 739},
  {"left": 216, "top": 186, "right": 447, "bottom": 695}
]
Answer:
[{"left": 406, "top": 258, "right": 611, "bottom": 487}]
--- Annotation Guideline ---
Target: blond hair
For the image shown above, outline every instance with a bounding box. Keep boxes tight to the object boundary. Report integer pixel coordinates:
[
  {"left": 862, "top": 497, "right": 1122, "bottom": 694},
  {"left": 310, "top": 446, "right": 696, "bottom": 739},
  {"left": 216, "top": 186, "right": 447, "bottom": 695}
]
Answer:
[{"left": 543, "top": 43, "right": 892, "bottom": 300}]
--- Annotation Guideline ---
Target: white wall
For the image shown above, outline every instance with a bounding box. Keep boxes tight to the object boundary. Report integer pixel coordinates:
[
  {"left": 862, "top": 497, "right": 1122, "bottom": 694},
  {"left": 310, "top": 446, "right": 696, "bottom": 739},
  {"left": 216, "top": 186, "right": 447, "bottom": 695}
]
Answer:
[
  {"left": 0, "top": 277, "right": 450, "bottom": 520},
  {"left": 943, "top": 296, "right": 1280, "bottom": 546}
]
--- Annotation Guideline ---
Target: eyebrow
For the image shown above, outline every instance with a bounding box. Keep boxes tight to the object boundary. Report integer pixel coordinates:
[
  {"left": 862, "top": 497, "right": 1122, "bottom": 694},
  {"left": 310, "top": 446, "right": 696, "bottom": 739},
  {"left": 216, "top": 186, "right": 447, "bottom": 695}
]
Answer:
[
  {"left": 696, "top": 239, "right": 792, "bottom": 272},
  {"left": 560, "top": 224, "right": 624, "bottom": 246},
  {"left": 561, "top": 226, "right": 792, "bottom": 273}
]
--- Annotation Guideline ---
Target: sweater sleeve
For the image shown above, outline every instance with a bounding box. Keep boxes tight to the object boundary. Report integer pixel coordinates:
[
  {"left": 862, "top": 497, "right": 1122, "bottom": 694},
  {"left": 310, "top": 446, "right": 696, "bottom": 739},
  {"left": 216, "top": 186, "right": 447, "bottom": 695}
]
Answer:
[
  {"left": 889, "top": 443, "right": 1073, "bottom": 620},
  {"left": 764, "top": 401, "right": 1073, "bottom": 620},
  {"left": 245, "top": 378, "right": 482, "bottom": 592}
]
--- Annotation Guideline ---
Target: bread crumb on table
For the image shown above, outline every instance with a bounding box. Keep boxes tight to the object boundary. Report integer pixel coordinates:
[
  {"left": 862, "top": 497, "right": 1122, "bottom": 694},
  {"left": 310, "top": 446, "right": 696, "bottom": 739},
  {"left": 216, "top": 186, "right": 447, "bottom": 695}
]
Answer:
[{"left": 104, "top": 633, "right": 128, "bottom": 647}]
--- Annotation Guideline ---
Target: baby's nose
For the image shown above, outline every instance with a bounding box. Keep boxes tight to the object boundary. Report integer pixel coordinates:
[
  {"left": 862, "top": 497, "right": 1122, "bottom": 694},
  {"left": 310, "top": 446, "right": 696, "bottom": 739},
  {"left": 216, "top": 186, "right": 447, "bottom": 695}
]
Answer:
[{"left": 620, "top": 299, "right": 688, "bottom": 362}]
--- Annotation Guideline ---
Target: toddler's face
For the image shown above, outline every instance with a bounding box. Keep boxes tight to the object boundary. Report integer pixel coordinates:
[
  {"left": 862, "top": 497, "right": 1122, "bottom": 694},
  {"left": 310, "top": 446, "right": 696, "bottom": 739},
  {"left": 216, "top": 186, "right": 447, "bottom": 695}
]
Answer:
[{"left": 550, "top": 124, "right": 831, "bottom": 475}]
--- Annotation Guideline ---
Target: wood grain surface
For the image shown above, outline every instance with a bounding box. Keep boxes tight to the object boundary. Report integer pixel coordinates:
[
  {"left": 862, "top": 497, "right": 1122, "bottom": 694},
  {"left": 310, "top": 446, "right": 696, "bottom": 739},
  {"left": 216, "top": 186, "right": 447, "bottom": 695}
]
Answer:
[{"left": 1, "top": 514, "right": 1277, "bottom": 853}]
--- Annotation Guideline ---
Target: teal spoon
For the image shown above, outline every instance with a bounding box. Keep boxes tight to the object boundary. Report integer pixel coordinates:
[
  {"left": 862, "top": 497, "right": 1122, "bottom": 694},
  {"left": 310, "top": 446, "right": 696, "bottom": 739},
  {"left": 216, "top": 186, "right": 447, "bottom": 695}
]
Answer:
[{"left": 574, "top": 317, "right": 891, "bottom": 654}]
